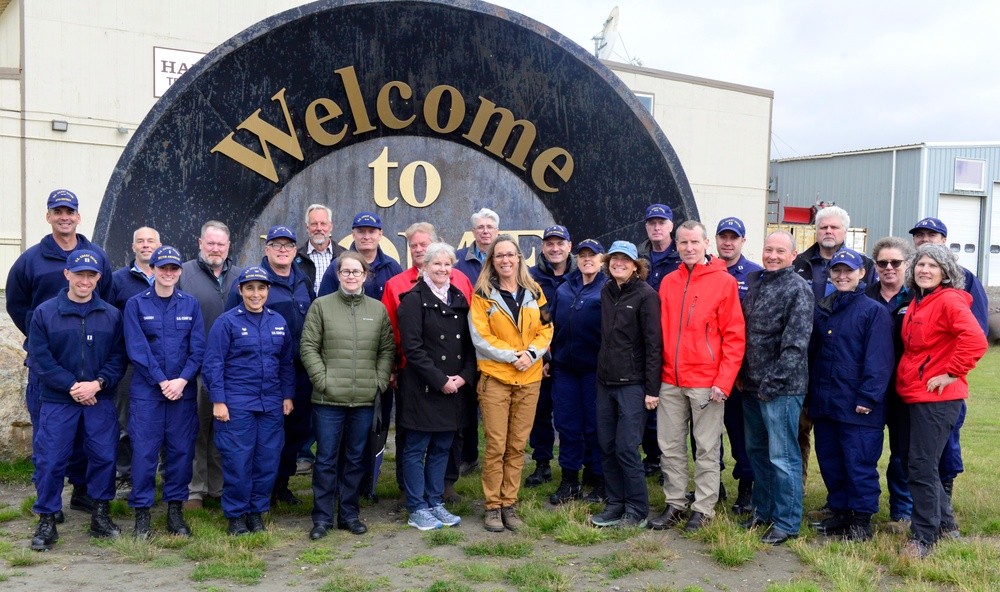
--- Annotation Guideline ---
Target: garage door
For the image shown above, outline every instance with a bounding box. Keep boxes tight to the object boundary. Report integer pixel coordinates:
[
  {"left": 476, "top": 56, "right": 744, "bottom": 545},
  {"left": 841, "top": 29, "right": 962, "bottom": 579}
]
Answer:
[
  {"left": 938, "top": 194, "right": 982, "bottom": 276},
  {"left": 989, "top": 182, "right": 1000, "bottom": 286}
]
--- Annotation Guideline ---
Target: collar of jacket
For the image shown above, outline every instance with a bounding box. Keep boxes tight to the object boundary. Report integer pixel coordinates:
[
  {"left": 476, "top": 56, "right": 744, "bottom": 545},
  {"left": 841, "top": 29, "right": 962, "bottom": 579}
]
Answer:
[
  {"left": 349, "top": 243, "right": 393, "bottom": 271},
  {"left": 197, "top": 256, "right": 231, "bottom": 278},
  {"left": 56, "top": 288, "right": 109, "bottom": 315},
  {"left": 534, "top": 252, "right": 577, "bottom": 277},
  {"left": 817, "top": 284, "right": 866, "bottom": 313},
  {"left": 336, "top": 287, "right": 366, "bottom": 304},
  {"left": 405, "top": 279, "right": 469, "bottom": 310},
  {"left": 41, "top": 233, "right": 88, "bottom": 259},
  {"left": 760, "top": 265, "right": 798, "bottom": 283}
]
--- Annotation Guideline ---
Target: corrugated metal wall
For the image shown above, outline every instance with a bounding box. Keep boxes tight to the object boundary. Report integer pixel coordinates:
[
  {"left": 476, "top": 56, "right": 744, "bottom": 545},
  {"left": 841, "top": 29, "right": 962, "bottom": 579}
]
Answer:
[{"left": 923, "top": 145, "right": 1000, "bottom": 212}]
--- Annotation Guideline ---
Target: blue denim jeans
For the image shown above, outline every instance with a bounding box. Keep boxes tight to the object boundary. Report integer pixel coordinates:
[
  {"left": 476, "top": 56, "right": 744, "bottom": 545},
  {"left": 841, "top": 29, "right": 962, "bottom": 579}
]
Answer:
[
  {"left": 311, "top": 405, "right": 373, "bottom": 526},
  {"left": 596, "top": 383, "right": 649, "bottom": 518},
  {"left": 743, "top": 392, "right": 803, "bottom": 535},
  {"left": 401, "top": 429, "right": 455, "bottom": 513}
]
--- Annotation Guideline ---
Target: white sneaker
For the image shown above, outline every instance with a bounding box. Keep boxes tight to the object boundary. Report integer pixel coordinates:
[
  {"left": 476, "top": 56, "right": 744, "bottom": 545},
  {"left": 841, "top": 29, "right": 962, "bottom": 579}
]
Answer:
[
  {"left": 407, "top": 508, "right": 443, "bottom": 531},
  {"left": 429, "top": 504, "right": 461, "bottom": 527}
]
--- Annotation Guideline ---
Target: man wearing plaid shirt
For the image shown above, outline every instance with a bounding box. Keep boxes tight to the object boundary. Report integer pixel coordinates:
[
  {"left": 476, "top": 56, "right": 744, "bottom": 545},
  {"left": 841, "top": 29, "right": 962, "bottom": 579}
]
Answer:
[{"left": 295, "top": 204, "right": 345, "bottom": 292}]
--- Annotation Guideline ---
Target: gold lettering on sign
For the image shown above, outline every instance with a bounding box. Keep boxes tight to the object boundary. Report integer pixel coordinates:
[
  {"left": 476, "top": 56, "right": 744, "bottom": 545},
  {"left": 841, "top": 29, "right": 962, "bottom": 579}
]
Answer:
[
  {"left": 377, "top": 81, "right": 416, "bottom": 130},
  {"left": 399, "top": 161, "right": 440, "bottom": 208},
  {"left": 463, "top": 97, "right": 535, "bottom": 171},
  {"left": 305, "top": 98, "right": 347, "bottom": 146},
  {"left": 423, "top": 85, "right": 466, "bottom": 134},
  {"left": 369, "top": 147, "right": 399, "bottom": 208},
  {"left": 532, "top": 147, "right": 575, "bottom": 193},
  {"left": 336, "top": 66, "right": 377, "bottom": 135},
  {"left": 210, "top": 88, "right": 303, "bottom": 183}
]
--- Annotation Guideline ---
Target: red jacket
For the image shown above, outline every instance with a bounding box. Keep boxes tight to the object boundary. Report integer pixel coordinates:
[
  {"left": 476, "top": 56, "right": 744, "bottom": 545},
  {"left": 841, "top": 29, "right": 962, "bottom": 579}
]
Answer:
[
  {"left": 896, "top": 287, "right": 987, "bottom": 404},
  {"left": 659, "top": 257, "right": 746, "bottom": 394}
]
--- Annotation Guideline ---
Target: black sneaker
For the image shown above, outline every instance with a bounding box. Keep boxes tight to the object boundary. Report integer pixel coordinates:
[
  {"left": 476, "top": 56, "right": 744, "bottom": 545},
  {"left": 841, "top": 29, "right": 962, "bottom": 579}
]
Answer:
[
  {"left": 617, "top": 512, "right": 648, "bottom": 529},
  {"left": 590, "top": 507, "right": 624, "bottom": 528},
  {"left": 731, "top": 480, "right": 754, "bottom": 515},
  {"left": 549, "top": 481, "right": 582, "bottom": 505},
  {"left": 524, "top": 462, "right": 552, "bottom": 487}
]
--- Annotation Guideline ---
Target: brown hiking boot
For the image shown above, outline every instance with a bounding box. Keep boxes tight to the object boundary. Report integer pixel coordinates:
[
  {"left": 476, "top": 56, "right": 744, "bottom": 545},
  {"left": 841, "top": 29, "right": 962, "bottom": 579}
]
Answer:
[
  {"left": 484, "top": 508, "right": 504, "bottom": 532},
  {"left": 500, "top": 506, "right": 524, "bottom": 532}
]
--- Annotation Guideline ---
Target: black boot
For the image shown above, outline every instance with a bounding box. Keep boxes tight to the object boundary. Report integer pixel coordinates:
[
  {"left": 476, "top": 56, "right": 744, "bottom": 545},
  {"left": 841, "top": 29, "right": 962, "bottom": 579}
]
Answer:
[
  {"left": 719, "top": 481, "right": 728, "bottom": 501},
  {"left": 845, "top": 512, "right": 873, "bottom": 542},
  {"left": 228, "top": 514, "right": 250, "bottom": 536},
  {"left": 816, "top": 509, "right": 852, "bottom": 536},
  {"left": 549, "top": 472, "right": 582, "bottom": 505},
  {"left": 524, "top": 461, "right": 552, "bottom": 487},
  {"left": 271, "top": 477, "right": 301, "bottom": 505},
  {"left": 134, "top": 507, "right": 152, "bottom": 540},
  {"left": 89, "top": 501, "right": 122, "bottom": 539},
  {"left": 31, "top": 513, "right": 59, "bottom": 551},
  {"left": 583, "top": 476, "right": 607, "bottom": 503},
  {"left": 70, "top": 484, "right": 97, "bottom": 512},
  {"left": 246, "top": 512, "right": 265, "bottom": 533},
  {"left": 942, "top": 478, "right": 954, "bottom": 501},
  {"left": 731, "top": 480, "right": 754, "bottom": 515},
  {"left": 166, "top": 501, "right": 192, "bottom": 537},
  {"left": 53, "top": 510, "right": 65, "bottom": 524}
]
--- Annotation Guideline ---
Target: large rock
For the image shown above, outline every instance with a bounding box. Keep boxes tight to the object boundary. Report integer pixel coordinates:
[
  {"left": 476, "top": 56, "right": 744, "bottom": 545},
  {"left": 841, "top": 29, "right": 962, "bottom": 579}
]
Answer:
[{"left": 0, "top": 305, "right": 31, "bottom": 461}]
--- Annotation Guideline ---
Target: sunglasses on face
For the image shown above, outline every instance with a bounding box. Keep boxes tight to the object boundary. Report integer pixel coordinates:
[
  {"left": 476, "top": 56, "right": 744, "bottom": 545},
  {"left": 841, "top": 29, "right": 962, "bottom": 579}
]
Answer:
[{"left": 876, "top": 259, "right": 905, "bottom": 269}]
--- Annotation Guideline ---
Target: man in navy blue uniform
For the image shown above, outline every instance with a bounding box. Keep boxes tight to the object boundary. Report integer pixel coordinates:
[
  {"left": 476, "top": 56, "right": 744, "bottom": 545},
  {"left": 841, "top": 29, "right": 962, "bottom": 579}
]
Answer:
[
  {"left": 909, "top": 216, "right": 989, "bottom": 538},
  {"left": 452, "top": 207, "right": 501, "bottom": 475},
  {"left": 453, "top": 207, "right": 500, "bottom": 286},
  {"left": 637, "top": 203, "right": 680, "bottom": 477},
  {"left": 317, "top": 211, "right": 403, "bottom": 300},
  {"left": 525, "top": 225, "right": 577, "bottom": 488},
  {"left": 6, "top": 189, "right": 113, "bottom": 517},
  {"left": 226, "top": 225, "right": 315, "bottom": 505},
  {"left": 109, "top": 226, "right": 161, "bottom": 489},
  {"left": 180, "top": 221, "right": 244, "bottom": 509},
  {"left": 205, "top": 267, "right": 295, "bottom": 535},
  {"left": 27, "top": 250, "right": 127, "bottom": 550},
  {"left": 123, "top": 246, "right": 206, "bottom": 538},
  {"left": 715, "top": 217, "right": 764, "bottom": 515}
]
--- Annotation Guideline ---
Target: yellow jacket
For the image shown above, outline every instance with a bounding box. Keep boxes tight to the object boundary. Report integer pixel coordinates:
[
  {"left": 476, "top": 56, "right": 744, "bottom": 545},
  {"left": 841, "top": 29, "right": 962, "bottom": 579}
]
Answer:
[{"left": 469, "top": 285, "right": 553, "bottom": 385}]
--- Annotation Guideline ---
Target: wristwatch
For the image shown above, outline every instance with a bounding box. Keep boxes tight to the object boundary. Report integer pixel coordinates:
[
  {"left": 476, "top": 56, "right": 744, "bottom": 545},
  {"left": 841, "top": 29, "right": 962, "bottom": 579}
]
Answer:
[{"left": 96, "top": 377, "right": 108, "bottom": 389}]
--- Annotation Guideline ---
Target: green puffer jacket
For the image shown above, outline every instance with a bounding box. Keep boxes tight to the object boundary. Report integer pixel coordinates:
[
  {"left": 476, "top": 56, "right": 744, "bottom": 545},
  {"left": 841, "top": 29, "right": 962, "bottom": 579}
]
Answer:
[{"left": 300, "top": 288, "right": 395, "bottom": 407}]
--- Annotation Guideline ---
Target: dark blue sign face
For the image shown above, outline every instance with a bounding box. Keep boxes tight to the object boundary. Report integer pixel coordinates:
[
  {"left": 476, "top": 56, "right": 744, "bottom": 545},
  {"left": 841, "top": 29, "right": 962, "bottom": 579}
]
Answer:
[{"left": 95, "top": 0, "right": 695, "bottom": 268}]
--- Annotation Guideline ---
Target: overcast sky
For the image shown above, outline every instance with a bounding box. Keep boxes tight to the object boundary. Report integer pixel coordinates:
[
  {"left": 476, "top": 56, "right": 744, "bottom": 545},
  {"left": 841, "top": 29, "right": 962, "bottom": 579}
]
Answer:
[{"left": 488, "top": 0, "right": 1000, "bottom": 158}]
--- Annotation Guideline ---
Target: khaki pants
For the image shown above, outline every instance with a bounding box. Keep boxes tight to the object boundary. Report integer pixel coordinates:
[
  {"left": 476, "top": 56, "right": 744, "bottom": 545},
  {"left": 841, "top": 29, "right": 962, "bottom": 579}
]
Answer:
[
  {"left": 657, "top": 383, "right": 724, "bottom": 517},
  {"left": 478, "top": 375, "right": 540, "bottom": 509}
]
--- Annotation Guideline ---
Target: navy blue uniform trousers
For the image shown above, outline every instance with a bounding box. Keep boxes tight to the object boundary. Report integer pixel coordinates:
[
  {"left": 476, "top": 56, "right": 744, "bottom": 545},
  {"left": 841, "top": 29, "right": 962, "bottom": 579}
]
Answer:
[
  {"left": 128, "top": 398, "right": 198, "bottom": 508},
  {"left": 813, "top": 417, "right": 883, "bottom": 514},
  {"left": 214, "top": 408, "right": 284, "bottom": 519}
]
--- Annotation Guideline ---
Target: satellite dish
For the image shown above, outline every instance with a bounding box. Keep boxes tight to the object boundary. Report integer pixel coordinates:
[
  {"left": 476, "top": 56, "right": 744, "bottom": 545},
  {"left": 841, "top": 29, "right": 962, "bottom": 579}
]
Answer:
[{"left": 592, "top": 6, "right": 619, "bottom": 60}]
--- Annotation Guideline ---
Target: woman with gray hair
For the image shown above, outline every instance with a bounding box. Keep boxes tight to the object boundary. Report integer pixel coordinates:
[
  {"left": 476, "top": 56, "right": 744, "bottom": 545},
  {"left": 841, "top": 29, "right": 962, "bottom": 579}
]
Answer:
[
  {"left": 895, "top": 243, "right": 987, "bottom": 559},
  {"left": 396, "top": 242, "right": 476, "bottom": 530},
  {"left": 864, "top": 237, "right": 915, "bottom": 533}
]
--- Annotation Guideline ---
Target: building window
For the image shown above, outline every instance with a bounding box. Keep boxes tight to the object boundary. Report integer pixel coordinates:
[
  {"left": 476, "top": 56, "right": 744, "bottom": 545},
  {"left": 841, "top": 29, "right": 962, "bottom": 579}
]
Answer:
[
  {"left": 954, "top": 158, "right": 986, "bottom": 192},
  {"left": 634, "top": 93, "right": 653, "bottom": 113}
]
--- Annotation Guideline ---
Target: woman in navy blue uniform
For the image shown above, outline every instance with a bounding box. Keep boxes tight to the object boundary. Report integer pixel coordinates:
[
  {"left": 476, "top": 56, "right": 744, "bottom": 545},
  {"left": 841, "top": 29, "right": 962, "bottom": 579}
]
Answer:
[
  {"left": 809, "top": 249, "right": 893, "bottom": 541},
  {"left": 27, "top": 250, "right": 127, "bottom": 551},
  {"left": 204, "top": 267, "right": 295, "bottom": 535},
  {"left": 548, "top": 239, "right": 606, "bottom": 504},
  {"left": 123, "top": 246, "right": 205, "bottom": 538}
]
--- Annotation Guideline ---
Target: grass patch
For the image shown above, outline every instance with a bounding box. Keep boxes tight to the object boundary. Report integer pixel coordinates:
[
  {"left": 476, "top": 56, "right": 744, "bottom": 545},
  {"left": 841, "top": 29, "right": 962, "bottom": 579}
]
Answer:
[
  {"left": 398, "top": 554, "right": 443, "bottom": 568},
  {"left": 0, "top": 507, "right": 21, "bottom": 524},
  {"left": 5, "top": 548, "right": 47, "bottom": 567},
  {"left": 318, "top": 565, "right": 392, "bottom": 592},
  {"left": 93, "top": 536, "right": 158, "bottom": 563},
  {"left": 450, "top": 561, "right": 505, "bottom": 583},
  {"left": 423, "top": 528, "right": 465, "bottom": 546},
  {"left": 690, "top": 516, "right": 762, "bottom": 567},
  {"left": 598, "top": 535, "right": 677, "bottom": 579},
  {"left": 426, "top": 581, "right": 474, "bottom": 592},
  {"left": 0, "top": 458, "right": 33, "bottom": 485},
  {"left": 298, "top": 547, "right": 338, "bottom": 565},
  {"left": 505, "top": 561, "right": 571, "bottom": 590},
  {"left": 765, "top": 583, "right": 822, "bottom": 592},
  {"left": 464, "top": 539, "right": 533, "bottom": 558},
  {"left": 19, "top": 496, "right": 35, "bottom": 517},
  {"left": 151, "top": 555, "right": 182, "bottom": 568},
  {"left": 189, "top": 551, "right": 266, "bottom": 585}
]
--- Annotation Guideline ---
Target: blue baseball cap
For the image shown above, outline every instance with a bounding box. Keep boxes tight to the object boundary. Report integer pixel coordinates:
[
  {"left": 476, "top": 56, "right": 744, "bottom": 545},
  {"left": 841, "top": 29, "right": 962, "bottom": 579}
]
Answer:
[
  {"left": 238, "top": 266, "right": 272, "bottom": 286},
  {"left": 543, "top": 225, "right": 571, "bottom": 241},
  {"left": 575, "top": 239, "right": 604, "bottom": 255},
  {"left": 352, "top": 211, "right": 382, "bottom": 229},
  {"left": 47, "top": 189, "right": 79, "bottom": 211},
  {"left": 909, "top": 217, "right": 947, "bottom": 237},
  {"left": 715, "top": 217, "right": 746, "bottom": 238},
  {"left": 266, "top": 225, "right": 297, "bottom": 243},
  {"left": 65, "top": 250, "right": 101, "bottom": 273},
  {"left": 830, "top": 248, "right": 864, "bottom": 270},
  {"left": 644, "top": 203, "right": 673, "bottom": 221},
  {"left": 607, "top": 240, "right": 638, "bottom": 261},
  {"left": 150, "top": 246, "right": 183, "bottom": 268}
]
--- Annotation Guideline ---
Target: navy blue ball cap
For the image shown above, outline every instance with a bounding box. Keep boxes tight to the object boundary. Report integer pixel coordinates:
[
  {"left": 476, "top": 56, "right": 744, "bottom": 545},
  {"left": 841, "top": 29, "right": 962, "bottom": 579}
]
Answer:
[
  {"left": 65, "top": 249, "right": 101, "bottom": 273},
  {"left": 909, "top": 217, "right": 947, "bottom": 237},
  {"left": 715, "top": 217, "right": 746, "bottom": 237},
  {"left": 266, "top": 225, "right": 296, "bottom": 243},
  {"left": 542, "top": 225, "right": 570, "bottom": 241},
  {"left": 352, "top": 211, "right": 382, "bottom": 229},
  {"left": 644, "top": 203, "right": 673, "bottom": 221},
  {"left": 607, "top": 240, "right": 638, "bottom": 261},
  {"left": 830, "top": 248, "right": 863, "bottom": 270},
  {"left": 150, "top": 246, "right": 183, "bottom": 267},
  {"left": 47, "top": 189, "right": 79, "bottom": 210},
  {"left": 575, "top": 239, "right": 604, "bottom": 255},
  {"left": 239, "top": 266, "right": 272, "bottom": 285}
]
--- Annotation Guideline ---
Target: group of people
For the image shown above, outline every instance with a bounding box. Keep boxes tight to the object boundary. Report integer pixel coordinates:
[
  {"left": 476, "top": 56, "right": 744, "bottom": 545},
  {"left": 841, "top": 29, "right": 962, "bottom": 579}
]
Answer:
[{"left": 6, "top": 191, "right": 987, "bottom": 561}]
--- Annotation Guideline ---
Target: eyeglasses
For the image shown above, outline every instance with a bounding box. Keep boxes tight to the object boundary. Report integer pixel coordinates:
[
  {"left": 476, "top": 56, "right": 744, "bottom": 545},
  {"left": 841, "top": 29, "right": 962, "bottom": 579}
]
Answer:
[
  {"left": 267, "top": 243, "right": 296, "bottom": 251},
  {"left": 494, "top": 252, "right": 519, "bottom": 260},
  {"left": 474, "top": 225, "right": 497, "bottom": 232},
  {"left": 876, "top": 259, "right": 905, "bottom": 269},
  {"left": 339, "top": 269, "right": 365, "bottom": 277}
]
